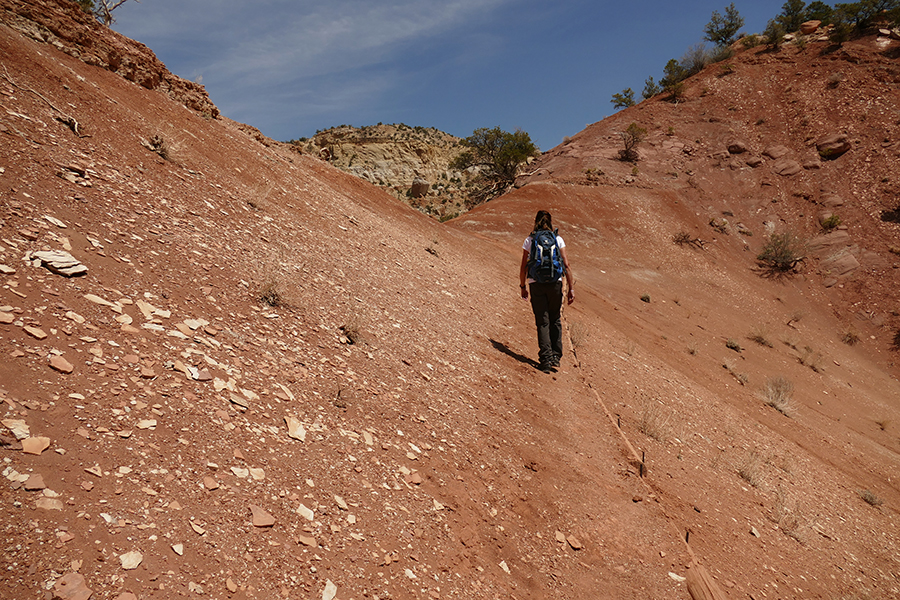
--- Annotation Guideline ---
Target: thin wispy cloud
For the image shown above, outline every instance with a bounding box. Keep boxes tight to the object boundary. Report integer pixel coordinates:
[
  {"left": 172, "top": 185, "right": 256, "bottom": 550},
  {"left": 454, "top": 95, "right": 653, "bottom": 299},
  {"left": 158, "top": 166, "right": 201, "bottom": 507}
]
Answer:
[
  {"left": 114, "top": 0, "right": 789, "bottom": 147},
  {"left": 118, "top": 1, "right": 510, "bottom": 84}
]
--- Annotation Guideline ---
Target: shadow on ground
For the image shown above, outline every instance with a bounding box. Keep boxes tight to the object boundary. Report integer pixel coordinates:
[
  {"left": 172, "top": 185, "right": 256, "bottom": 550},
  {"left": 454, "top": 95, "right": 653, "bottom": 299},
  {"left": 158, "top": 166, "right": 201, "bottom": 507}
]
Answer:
[{"left": 490, "top": 338, "right": 540, "bottom": 369}]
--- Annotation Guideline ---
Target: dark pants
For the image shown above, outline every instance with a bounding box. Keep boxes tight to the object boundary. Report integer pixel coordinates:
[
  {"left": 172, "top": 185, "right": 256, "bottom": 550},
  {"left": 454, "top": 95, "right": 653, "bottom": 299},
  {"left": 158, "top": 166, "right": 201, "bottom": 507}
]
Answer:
[{"left": 529, "top": 281, "right": 563, "bottom": 365}]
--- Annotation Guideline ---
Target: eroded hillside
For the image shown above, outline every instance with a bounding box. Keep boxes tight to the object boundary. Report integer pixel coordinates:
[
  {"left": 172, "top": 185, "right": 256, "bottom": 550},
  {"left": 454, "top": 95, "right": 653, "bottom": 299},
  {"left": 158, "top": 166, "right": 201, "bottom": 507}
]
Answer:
[
  {"left": 1, "top": 2, "right": 899, "bottom": 600},
  {"left": 299, "top": 124, "right": 471, "bottom": 221}
]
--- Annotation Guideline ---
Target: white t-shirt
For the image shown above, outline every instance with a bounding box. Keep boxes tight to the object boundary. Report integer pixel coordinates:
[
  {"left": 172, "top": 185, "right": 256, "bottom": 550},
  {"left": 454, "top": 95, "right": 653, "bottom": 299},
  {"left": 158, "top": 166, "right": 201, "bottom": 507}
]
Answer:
[{"left": 523, "top": 233, "right": 565, "bottom": 284}]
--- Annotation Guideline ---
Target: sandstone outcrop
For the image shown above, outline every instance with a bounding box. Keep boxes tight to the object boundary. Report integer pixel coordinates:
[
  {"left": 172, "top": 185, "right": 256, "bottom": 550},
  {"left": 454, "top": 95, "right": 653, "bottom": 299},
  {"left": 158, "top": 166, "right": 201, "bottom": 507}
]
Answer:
[
  {"left": 0, "top": 0, "right": 218, "bottom": 118},
  {"left": 299, "top": 124, "right": 473, "bottom": 219}
]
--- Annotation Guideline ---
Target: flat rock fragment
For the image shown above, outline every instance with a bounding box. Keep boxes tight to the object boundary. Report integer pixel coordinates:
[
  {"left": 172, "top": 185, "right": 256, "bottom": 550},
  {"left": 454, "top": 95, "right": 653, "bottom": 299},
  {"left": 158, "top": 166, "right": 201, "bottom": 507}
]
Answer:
[
  {"left": 323, "top": 580, "right": 338, "bottom": 600},
  {"left": 52, "top": 572, "right": 92, "bottom": 600},
  {"left": 249, "top": 504, "right": 275, "bottom": 527},
  {"left": 285, "top": 415, "right": 306, "bottom": 441},
  {"left": 22, "top": 436, "right": 51, "bottom": 455},
  {"left": 297, "top": 503, "right": 314, "bottom": 521},
  {"left": 50, "top": 356, "right": 75, "bottom": 373},
  {"left": 32, "top": 250, "right": 87, "bottom": 277},
  {"left": 36, "top": 497, "right": 64, "bottom": 510},
  {"left": 24, "top": 473, "right": 46, "bottom": 489},
  {"left": 2, "top": 419, "right": 30, "bottom": 439},
  {"left": 24, "top": 325, "right": 48, "bottom": 339},
  {"left": 119, "top": 551, "right": 143, "bottom": 570}
]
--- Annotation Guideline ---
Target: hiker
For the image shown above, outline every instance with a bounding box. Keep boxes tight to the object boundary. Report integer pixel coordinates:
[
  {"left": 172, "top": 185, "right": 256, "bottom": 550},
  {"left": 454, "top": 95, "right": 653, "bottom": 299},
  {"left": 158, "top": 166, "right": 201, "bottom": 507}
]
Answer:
[{"left": 520, "top": 210, "right": 575, "bottom": 373}]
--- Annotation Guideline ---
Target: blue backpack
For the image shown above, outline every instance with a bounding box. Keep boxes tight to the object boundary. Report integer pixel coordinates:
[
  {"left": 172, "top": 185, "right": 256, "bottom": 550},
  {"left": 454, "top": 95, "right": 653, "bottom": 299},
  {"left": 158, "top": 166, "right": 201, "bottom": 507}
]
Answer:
[{"left": 528, "top": 229, "right": 565, "bottom": 283}]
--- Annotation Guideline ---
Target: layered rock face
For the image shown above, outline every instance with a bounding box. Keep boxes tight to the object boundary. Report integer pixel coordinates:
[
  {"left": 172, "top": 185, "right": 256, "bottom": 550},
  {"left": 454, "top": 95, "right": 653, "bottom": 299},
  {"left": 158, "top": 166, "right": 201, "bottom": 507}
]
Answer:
[{"left": 298, "top": 124, "right": 474, "bottom": 220}]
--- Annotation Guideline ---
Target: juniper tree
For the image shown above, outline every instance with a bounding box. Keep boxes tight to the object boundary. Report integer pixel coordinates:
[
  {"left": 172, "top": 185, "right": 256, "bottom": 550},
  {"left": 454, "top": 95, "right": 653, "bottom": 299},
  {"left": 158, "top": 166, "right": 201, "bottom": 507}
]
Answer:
[
  {"left": 661, "top": 59, "right": 687, "bottom": 101},
  {"left": 777, "top": 0, "right": 808, "bottom": 32},
  {"left": 704, "top": 3, "right": 745, "bottom": 46},
  {"left": 611, "top": 88, "right": 636, "bottom": 109},
  {"left": 450, "top": 127, "right": 539, "bottom": 206},
  {"left": 806, "top": 1, "right": 834, "bottom": 23},
  {"left": 642, "top": 76, "right": 662, "bottom": 99}
]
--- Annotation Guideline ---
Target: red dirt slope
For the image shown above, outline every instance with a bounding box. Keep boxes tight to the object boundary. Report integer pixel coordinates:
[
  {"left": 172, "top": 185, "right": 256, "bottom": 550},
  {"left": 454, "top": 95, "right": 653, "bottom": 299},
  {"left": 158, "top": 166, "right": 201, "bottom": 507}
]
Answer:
[{"left": 0, "top": 2, "right": 899, "bottom": 600}]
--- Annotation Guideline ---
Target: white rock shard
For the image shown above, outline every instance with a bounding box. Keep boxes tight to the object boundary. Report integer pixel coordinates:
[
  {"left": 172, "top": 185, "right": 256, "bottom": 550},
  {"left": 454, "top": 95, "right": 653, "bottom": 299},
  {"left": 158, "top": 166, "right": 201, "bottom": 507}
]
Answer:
[
  {"left": 119, "top": 551, "right": 143, "bottom": 570},
  {"left": 31, "top": 250, "right": 87, "bottom": 277},
  {"left": 322, "top": 580, "right": 337, "bottom": 600}
]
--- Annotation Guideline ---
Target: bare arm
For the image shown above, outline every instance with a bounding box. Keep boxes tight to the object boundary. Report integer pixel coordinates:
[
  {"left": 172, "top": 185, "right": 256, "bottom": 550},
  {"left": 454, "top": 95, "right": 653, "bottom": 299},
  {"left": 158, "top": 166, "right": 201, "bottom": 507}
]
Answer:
[
  {"left": 560, "top": 246, "right": 575, "bottom": 304},
  {"left": 519, "top": 249, "right": 529, "bottom": 299}
]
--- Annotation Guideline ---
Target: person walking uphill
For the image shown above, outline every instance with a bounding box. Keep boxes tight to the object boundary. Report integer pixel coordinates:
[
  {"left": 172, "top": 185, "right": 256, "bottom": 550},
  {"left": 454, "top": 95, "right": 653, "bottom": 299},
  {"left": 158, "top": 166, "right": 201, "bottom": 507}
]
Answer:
[{"left": 520, "top": 210, "right": 575, "bottom": 373}]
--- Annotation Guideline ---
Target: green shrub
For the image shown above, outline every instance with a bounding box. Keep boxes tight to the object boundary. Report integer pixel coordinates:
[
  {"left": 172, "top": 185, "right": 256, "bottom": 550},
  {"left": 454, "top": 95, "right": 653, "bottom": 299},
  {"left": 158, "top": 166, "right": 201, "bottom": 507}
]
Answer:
[
  {"left": 710, "top": 45, "right": 734, "bottom": 63},
  {"left": 619, "top": 123, "right": 647, "bottom": 162},
  {"left": 776, "top": 0, "right": 807, "bottom": 32},
  {"left": 741, "top": 34, "right": 760, "bottom": 48},
  {"left": 661, "top": 59, "right": 687, "bottom": 102},
  {"left": 764, "top": 19, "right": 786, "bottom": 48},
  {"left": 757, "top": 232, "right": 806, "bottom": 274},
  {"left": 806, "top": 1, "right": 834, "bottom": 25},
  {"left": 821, "top": 214, "right": 841, "bottom": 231}
]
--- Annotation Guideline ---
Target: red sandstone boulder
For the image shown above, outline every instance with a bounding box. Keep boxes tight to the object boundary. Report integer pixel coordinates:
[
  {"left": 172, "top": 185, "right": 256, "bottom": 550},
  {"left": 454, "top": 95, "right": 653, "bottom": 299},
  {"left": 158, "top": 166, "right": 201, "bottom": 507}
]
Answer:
[
  {"left": 800, "top": 20, "right": 821, "bottom": 35},
  {"left": 817, "top": 133, "right": 851, "bottom": 159}
]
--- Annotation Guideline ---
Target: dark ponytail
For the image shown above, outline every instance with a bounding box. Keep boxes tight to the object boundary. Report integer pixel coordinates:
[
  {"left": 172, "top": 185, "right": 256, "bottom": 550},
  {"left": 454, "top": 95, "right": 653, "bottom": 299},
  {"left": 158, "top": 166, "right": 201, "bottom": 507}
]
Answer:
[{"left": 534, "top": 210, "right": 553, "bottom": 232}]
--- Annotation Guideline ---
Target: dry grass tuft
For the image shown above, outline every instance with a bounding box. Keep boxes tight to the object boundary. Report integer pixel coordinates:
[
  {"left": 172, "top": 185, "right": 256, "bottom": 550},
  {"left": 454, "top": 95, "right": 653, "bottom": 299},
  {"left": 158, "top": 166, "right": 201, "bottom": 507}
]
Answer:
[
  {"left": 258, "top": 281, "right": 282, "bottom": 307},
  {"left": 568, "top": 322, "right": 589, "bottom": 350},
  {"left": 763, "top": 376, "right": 795, "bottom": 417},
  {"left": 638, "top": 396, "right": 673, "bottom": 443},
  {"left": 737, "top": 451, "right": 763, "bottom": 487},
  {"left": 748, "top": 325, "right": 774, "bottom": 347},
  {"left": 798, "top": 345, "right": 824, "bottom": 373},
  {"left": 858, "top": 489, "right": 883, "bottom": 507},
  {"left": 772, "top": 486, "right": 807, "bottom": 544},
  {"left": 723, "top": 361, "right": 749, "bottom": 386},
  {"left": 841, "top": 329, "right": 860, "bottom": 346},
  {"left": 340, "top": 318, "right": 365, "bottom": 345}
]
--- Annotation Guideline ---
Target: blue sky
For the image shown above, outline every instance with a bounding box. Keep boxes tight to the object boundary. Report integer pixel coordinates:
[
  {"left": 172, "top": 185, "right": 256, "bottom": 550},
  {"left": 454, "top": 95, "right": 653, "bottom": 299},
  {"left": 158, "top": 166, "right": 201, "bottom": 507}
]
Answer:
[{"left": 112, "top": 0, "right": 788, "bottom": 151}]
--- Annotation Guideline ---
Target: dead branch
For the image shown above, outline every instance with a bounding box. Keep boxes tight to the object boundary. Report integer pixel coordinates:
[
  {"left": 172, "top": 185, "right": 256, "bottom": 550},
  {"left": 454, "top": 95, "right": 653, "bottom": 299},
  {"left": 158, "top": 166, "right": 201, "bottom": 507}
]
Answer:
[
  {"left": 1, "top": 64, "right": 85, "bottom": 137},
  {"left": 96, "top": 0, "right": 139, "bottom": 26}
]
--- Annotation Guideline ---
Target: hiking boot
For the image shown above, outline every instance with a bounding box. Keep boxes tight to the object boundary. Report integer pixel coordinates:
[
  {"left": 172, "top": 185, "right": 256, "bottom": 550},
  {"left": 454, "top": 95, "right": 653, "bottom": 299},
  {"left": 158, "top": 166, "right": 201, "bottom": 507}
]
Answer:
[
  {"left": 549, "top": 355, "right": 560, "bottom": 368},
  {"left": 539, "top": 362, "right": 553, "bottom": 374}
]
